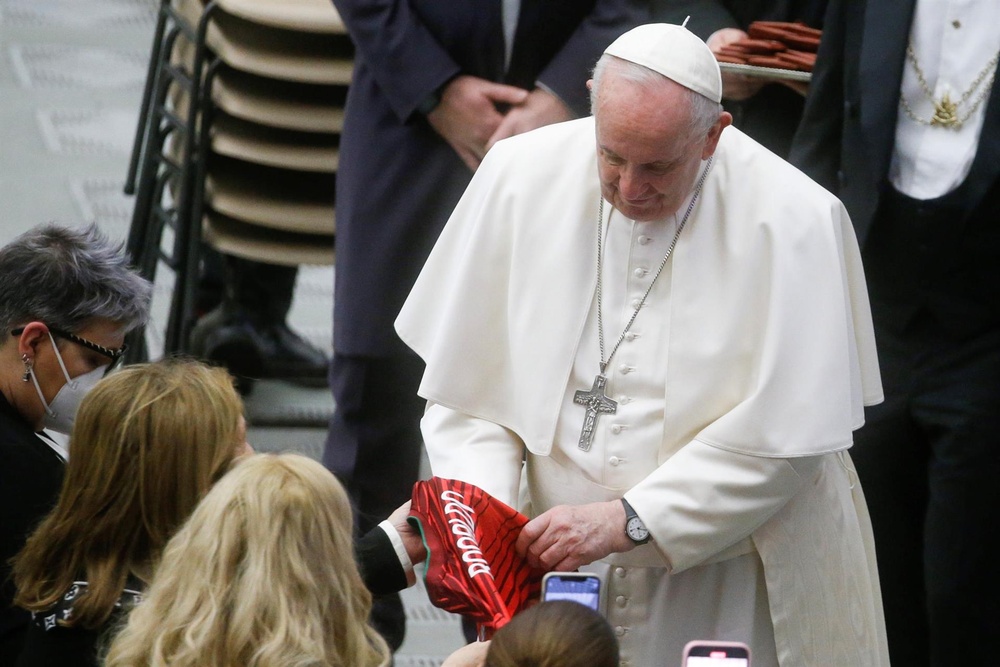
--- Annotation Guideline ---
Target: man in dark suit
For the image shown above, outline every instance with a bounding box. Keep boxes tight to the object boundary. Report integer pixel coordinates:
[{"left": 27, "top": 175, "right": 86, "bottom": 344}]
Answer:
[
  {"left": 324, "top": 0, "right": 645, "bottom": 648},
  {"left": 652, "top": 0, "right": 826, "bottom": 158},
  {"left": 790, "top": 3, "right": 1000, "bottom": 664}
]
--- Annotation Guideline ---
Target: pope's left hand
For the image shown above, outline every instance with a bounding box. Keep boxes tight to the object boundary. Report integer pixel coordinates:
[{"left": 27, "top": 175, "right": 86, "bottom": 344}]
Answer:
[
  {"left": 516, "top": 500, "right": 635, "bottom": 571},
  {"left": 486, "top": 87, "right": 573, "bottom": 152}
]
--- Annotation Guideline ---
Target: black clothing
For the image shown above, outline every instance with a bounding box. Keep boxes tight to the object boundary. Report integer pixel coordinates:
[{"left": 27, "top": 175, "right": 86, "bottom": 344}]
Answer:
[
  {"left": 14, "top": 581, "right": 142, "bottom": 667},
  {"left": 790, "top": 1, "right": 1000, "bottom": 663},
  {"left": 0, "top": 392, "right": 64, "bottom": 665}
]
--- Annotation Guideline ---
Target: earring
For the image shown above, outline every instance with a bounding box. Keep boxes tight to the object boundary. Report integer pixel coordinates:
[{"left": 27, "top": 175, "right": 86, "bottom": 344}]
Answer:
[{"left": 21, "top": 354, "right": 33, "bottom": 382}]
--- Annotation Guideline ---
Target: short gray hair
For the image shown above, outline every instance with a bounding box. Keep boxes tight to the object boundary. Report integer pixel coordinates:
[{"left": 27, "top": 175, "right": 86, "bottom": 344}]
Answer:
[
  {"left": 0, "top": 224, "right": 152, "bottom": 338},
  {"left": 590, "top": 55, "right": 723, "bottom": 142}
]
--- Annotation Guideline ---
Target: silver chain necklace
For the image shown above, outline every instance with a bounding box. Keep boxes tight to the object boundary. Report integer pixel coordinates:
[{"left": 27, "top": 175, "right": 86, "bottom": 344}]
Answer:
[{"left": 573, "top": 157, "right": 714, "bottom": 451}]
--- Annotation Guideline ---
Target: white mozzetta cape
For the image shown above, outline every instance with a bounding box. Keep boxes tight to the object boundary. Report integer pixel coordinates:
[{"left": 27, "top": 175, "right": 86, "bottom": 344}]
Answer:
[{"left": 396, "top": 117, "right": 882, "bottom": 460}]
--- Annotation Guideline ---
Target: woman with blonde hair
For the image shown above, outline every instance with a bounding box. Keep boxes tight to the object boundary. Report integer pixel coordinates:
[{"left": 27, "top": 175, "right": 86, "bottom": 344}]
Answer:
[
  {"left": 105, "top": 453, "right": 391, "bottom": 667},
  {"left": 11, "top": 359, "right": 249, "bottom": 667}
]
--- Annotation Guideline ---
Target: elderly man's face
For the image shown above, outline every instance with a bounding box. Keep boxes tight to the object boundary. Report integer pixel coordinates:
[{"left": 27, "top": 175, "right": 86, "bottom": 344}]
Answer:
[{"left": 595, "top": 72, "right": 727, "bottom": 222}]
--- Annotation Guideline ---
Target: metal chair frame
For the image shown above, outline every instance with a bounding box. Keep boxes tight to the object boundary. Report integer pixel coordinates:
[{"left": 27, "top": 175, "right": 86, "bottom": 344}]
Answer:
[
  {"left": 125, "top": 0, "right": 345, "bottom": 364},
  {"left": 124, "top": 0, "right": 220, "bottom": 363}
]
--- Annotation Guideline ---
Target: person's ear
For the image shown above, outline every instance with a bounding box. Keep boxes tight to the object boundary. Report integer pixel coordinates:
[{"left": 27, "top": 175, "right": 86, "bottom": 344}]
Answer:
[
  {"left": 15, "top": 321, "right": 50, "bottom": 358},
  {"left": 701, "top": 111, "right": 733, "bottom": 160},
  {"left": 586, "top": 79, "right": 594, "bottom": 91}
]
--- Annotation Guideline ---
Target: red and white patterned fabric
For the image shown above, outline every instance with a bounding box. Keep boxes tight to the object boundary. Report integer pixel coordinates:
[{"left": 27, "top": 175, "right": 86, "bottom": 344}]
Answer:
[{"left": 408, "top": 477, "right": 545, "bottom": 638}]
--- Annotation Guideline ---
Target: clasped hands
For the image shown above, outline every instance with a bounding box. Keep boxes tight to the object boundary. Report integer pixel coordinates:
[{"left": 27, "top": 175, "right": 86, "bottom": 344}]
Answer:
[{"left": 426, "top": 75, "right": 572, "bottom": 171}]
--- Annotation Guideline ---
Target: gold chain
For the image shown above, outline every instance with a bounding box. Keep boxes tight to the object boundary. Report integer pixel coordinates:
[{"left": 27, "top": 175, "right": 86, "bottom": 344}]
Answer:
[{"left": 900, "top": 44, "right": 999, "bottom": 129}]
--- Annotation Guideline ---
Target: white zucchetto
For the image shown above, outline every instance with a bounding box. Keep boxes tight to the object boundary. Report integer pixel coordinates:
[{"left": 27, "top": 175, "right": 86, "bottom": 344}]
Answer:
[{"left": 604, "top": 23, "right": 723, "bottom": 104}]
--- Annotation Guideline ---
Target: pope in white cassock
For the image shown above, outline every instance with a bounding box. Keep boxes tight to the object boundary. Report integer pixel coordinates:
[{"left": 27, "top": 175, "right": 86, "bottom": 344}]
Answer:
[{"left": 396, "top": 23, "right": 890, "bottom": 667}]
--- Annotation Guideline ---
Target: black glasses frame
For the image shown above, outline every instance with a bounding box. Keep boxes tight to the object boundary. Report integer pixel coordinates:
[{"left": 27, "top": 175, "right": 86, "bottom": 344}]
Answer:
[{"left": 10, "top": 326, "right": 128, "bottom": 374}]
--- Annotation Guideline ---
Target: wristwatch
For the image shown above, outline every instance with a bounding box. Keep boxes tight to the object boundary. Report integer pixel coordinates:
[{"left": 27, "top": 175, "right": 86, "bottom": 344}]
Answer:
[{"left": 622, "top": 498, "right": 650, "bottom": 545}]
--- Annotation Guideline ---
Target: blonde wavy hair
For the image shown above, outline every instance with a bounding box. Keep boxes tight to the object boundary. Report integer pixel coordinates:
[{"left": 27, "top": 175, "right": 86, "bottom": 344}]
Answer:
[
  {"left": 13, "top": 359, "right": 244, "bottom": 628},
  {"left": 104, "top": 453, "right": 391, "bottom": 667}
]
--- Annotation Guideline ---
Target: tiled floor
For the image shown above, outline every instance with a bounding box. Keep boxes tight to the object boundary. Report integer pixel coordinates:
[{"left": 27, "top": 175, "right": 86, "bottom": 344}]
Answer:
[{"left": 0, "top": 0, "right": 463, "bottom": 660}]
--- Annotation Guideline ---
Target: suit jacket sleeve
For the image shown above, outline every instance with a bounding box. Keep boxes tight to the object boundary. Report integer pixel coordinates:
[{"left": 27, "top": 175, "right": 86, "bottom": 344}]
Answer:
[
  {"left": 534, "top": 0, "right": 648, "bottom": 115},
  {"left": 357, "top": 526, "right": 410, "bottom": 596},
  {"left": 332, "top": 0, "right": 462, "bottom": 121},
  {"left": 788, "top": 0, "right": 846, "bottom": 192}
]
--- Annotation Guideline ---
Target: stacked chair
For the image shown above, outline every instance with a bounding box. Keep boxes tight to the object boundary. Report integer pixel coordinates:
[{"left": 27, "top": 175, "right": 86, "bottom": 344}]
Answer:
[{"left": 124, "top": 0, "right": 349, "bottom": 362}]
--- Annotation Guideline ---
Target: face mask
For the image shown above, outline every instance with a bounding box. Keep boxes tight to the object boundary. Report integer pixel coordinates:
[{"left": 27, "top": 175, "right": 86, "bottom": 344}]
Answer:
[{"left": 27, "top": 332, "right": 108, "bottom": 435}]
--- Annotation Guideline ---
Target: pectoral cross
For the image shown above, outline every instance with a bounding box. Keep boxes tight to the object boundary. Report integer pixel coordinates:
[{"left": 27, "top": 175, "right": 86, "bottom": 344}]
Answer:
[{"left": 574, "top": 374, "right": 618, "bottom": 451}]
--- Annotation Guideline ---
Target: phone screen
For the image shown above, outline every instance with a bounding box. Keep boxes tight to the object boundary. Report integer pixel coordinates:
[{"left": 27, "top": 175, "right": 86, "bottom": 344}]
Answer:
[
  {"left": 541, "top": 574, "right": 601, "bottom": 611},
  {"left": 684, "top": 645, "right": 750, "bottom": 667}
]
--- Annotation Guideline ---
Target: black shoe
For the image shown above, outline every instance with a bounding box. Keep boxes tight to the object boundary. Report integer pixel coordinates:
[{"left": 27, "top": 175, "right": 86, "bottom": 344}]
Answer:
[
  {"left": 258, "top": 322, "right": 330, "bottom": 385},
  {"left": 191, "top": 309, "right": 329, "bottom": 393},
  {"left": 188, "top": 304, "right": 228, "bottom": 358}
]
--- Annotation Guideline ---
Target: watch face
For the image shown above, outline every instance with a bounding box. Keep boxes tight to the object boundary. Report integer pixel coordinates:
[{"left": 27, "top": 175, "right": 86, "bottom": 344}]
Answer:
[{"left": 626, "top": 517, "right": 649, "bottom": 542}]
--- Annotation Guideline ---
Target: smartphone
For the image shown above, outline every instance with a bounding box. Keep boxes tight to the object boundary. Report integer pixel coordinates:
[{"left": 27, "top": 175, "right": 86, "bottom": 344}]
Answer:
[
  {"left": 682, "top": 641, "right": 751, "bottom": 667},
  {"left": 540, "top": 572, "right": 602, "bottom": 611}
]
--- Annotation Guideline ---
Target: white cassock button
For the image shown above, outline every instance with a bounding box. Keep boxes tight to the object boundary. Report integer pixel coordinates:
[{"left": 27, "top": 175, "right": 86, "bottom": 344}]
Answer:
[
  {"left": 609, "top": 456, "right": 620, "bottom": 466},
  {"left": 615, "top": 567, "right": 627, "bottom": 578},
  {"left": 610, "top": 424, "right": 622, "bottom": 434},
  {"left": 630, "top": 298, "right": 642, "bottom": 309},
  {"left": 619, "top": 364, "right": 631, "bottom": 374},
  {"left": 633, "top": 267, "right": 647, "bottom": 278},
  {"left": 624, "top": 332, "right": 636, "bottom": 341},
  {"left": 616, "top": 595, "right": 628, "bottom": 608},
  {"left": 637, "top": 235, "right": 651, "bottom": 245},
  {"left": 618, "top": 395, "right": 630, "bottom": 404},
  {"left": 615, "top": 626, "right": 627, "bottom": 637}
]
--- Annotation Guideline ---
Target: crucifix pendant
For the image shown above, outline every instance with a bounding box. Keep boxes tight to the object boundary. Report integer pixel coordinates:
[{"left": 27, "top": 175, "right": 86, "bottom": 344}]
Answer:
[{"left": 573, "top": 374, "right": 618, "bottom": 451}]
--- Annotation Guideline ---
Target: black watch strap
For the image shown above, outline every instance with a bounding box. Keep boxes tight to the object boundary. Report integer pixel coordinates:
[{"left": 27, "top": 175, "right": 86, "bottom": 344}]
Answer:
[{"left": 622, "top": 498, "right": 651, "bottom": 545}]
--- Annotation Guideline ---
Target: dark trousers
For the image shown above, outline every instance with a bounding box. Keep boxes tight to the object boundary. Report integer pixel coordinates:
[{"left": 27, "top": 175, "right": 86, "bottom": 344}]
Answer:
[
  {"left": 207, "top": 253, "right": 298, "bottom": 324},
  {"left": 854, "top": 310, "right": 1000, "bottom": 665},
  {"left": 323, "top": 348, "right": 426, "bottom": 650},
  {"left": 856, "top": 187, "right": 1000, "bottom": 665}
]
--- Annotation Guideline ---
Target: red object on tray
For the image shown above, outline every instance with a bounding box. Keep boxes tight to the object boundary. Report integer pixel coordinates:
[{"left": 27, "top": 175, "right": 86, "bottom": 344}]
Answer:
[
  {"left": 716, "top": 21, "right": 822, "bottom": 72},
  {"left": 408, "top": 477, "right": 546, "bottom": 639}
]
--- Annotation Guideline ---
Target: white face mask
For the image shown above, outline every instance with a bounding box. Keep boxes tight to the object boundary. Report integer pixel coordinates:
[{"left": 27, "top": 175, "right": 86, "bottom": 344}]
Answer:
[{"left": 28, "top": 332, "right": 108, "bottom": 435}]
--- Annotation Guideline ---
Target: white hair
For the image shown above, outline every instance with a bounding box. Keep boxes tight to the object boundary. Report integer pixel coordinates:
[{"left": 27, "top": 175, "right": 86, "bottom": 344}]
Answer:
[{"left": 590, "top": 55, "right": 722, "bottom": 141}]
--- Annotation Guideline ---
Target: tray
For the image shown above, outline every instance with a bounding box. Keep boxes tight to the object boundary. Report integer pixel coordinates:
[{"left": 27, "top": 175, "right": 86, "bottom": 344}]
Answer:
[{"left": 719, "top": 62, "right": 812, "bottom": 83}]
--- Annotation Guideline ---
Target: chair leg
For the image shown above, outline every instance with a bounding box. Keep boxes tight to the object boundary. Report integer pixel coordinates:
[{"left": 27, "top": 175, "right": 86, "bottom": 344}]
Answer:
[
  {"left": 124, "top": 0, "right": 172, "bottom": 196},
  {"left": 164, "top": 2, "right": 219, "bottom": 355},
  {"left": 126, "top": 1, "right": 211, "bottom": 360},
  {"left": 127, "top": 24, "right": 187, "bottom": 269}
]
